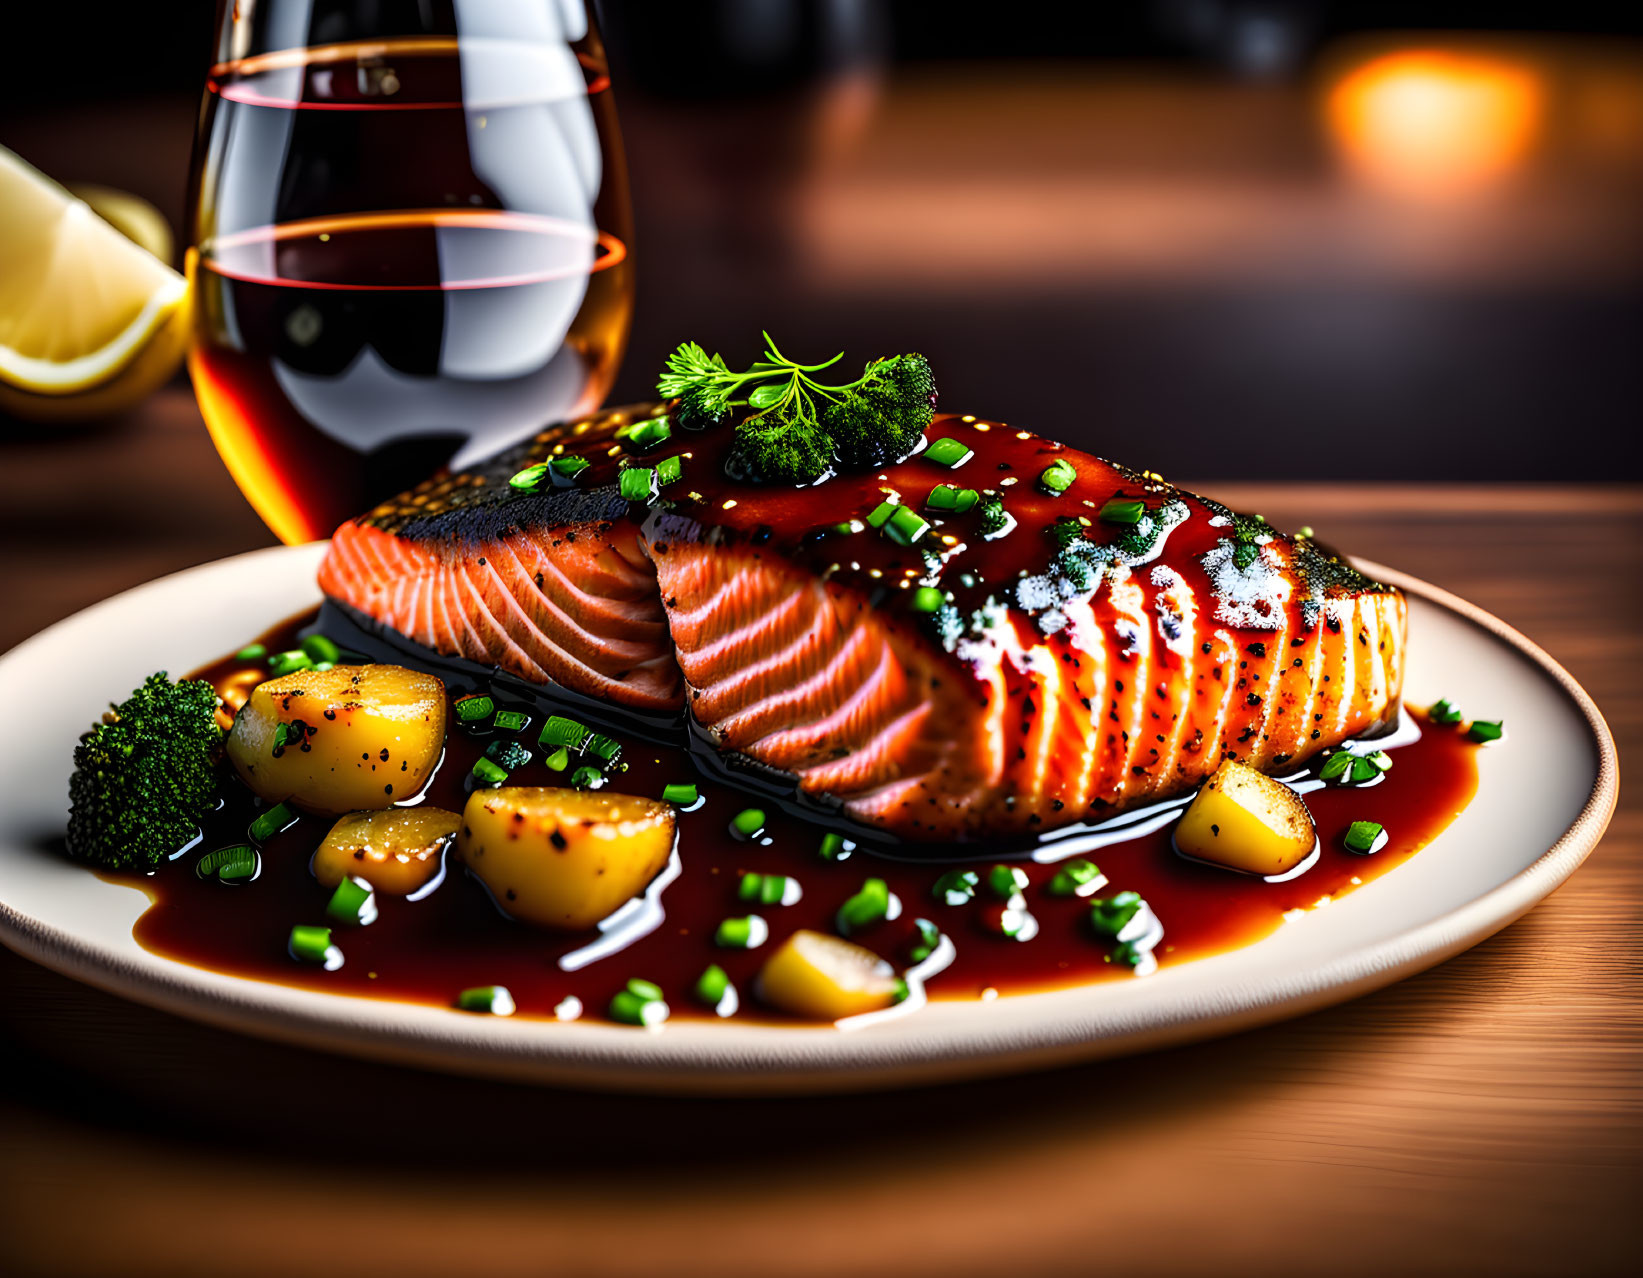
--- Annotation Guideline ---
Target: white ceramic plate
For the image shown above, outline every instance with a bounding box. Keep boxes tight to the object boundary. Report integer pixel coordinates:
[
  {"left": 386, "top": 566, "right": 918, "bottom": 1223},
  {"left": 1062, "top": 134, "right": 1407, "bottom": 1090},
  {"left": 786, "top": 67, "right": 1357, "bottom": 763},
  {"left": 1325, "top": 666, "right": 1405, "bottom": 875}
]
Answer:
[{"left": 0, "top": 544, "right": 1617, "bottom": 1094}]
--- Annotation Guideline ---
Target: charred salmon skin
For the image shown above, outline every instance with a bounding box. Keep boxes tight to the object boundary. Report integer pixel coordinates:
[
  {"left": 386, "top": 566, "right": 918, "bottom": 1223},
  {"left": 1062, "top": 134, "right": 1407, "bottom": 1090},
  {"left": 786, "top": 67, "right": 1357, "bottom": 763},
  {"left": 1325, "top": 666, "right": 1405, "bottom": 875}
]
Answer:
[{"left": 319, "top": 405, "right": 1405, "bottom": 843}]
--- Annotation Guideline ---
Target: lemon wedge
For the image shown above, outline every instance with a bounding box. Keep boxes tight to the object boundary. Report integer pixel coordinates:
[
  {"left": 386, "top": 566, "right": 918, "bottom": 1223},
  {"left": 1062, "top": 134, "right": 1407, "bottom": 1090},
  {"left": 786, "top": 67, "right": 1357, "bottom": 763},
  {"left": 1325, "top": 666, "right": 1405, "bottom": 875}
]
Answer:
[
  {"left": 66, "top": 183, "right": 176, "bottom": 265},
  {"left": 0, "top": 147, "right": 188, "bottom": 416}
]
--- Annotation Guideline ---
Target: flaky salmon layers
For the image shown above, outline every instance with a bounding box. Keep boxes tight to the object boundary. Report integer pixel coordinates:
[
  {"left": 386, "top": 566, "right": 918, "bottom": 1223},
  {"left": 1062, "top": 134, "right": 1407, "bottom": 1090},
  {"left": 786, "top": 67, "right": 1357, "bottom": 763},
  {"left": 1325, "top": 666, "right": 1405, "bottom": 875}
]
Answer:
[{"left": 319, "top": 404, "right": 1406, "bottom": 842}]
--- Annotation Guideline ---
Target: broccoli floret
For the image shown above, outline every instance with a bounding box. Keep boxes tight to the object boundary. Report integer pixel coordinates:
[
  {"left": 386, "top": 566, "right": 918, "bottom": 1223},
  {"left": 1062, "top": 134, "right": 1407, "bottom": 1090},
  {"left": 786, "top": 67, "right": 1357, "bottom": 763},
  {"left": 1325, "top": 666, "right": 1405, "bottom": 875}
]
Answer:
[
  {"left": 729, "top": 400, "right": 834, "bottom": 485},
  {"left": 673, "top": 383, "right": 734, "bottom": 432},
  {"left": 823, "top": 353, "right": 938, "bottom": 468},
  {"left": 66, "top": 672, "right": 224, "bottom": 872}
]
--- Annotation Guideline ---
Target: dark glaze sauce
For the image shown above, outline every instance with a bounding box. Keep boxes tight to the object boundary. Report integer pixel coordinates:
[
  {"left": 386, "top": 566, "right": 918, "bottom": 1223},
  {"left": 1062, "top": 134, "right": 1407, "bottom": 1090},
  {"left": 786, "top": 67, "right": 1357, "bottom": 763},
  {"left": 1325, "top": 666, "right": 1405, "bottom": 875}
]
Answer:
[
  {"left": 362, "top": 404, "right": 1397, "bottom": 839},
  {"left": 109, "top": 609, "right": 1480, "bottom": 1024}
]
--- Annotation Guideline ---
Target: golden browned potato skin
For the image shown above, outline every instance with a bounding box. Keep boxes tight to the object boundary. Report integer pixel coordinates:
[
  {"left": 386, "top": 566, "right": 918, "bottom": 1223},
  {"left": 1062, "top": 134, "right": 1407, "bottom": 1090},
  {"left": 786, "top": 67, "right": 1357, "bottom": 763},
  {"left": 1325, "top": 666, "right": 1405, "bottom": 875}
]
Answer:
[
  {"left": 1174, "top": 759, "right": 1317, "bottom": 875},
  {"left": 457, "top": 787, "right": 675, "bottom": 931},
  {"left": 225, "top": 664, "right": 446, "bottom": 815},
  {"left": 313, "top": 807, "right": 461, "bottom": 895},
  {"left": 757, "top": 929, "right": 903, "bottom": 1020}
]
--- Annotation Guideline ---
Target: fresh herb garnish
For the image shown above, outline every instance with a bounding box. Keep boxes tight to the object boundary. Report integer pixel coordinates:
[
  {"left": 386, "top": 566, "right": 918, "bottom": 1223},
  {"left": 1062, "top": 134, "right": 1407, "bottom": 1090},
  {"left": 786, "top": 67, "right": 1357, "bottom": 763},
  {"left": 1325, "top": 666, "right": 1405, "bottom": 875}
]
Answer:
[
  {"left": 1089, "top": 891, "right": 1144, "bottom": 939},
  {"left": 457, "top": 986, "right": 516, "bottom": 1015},
  {"left": 656, "top": 333, "right": 936, "bottom": 484},
  {"left": 1343, "top": 821, "right": 1387, "bottom": 854},
  {"left": 836, "top": 878, "right": 893, "bottom": 935}
]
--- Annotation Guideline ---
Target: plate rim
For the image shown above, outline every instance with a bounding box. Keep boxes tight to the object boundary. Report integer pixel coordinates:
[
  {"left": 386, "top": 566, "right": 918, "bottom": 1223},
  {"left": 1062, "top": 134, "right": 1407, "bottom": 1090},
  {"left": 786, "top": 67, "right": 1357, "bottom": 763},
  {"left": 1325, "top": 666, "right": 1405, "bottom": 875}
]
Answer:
[{"left": 0, "top": 546, "right": 1619, "bottom": 1094}]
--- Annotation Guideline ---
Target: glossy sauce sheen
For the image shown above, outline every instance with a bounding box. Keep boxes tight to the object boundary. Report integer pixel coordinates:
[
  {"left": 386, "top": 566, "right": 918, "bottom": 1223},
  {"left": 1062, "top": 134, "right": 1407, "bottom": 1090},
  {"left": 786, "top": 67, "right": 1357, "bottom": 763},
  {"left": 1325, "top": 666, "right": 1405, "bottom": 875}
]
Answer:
[
  {"left": 111, "top": 610, "right": 1479, "bottom": 1023},
  {"left": 327, "top": 404, "right": 1405, "bottom": 840}
]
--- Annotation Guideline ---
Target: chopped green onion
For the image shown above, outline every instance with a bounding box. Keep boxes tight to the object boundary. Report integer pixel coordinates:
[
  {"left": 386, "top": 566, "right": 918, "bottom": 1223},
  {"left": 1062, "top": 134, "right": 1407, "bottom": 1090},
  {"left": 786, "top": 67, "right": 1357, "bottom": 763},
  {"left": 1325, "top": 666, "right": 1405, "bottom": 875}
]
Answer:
[
  {"left": 1343, "top": 821, "right": 1387, "bottom": 854},
  {"left": 288, "top": 925, "right": 336, "bottom": 965},
  {"left": 1039, "top": 459, "right": 1077, "bottom": 494},
  {"left": 1366, "top": 750, "right": 1393, "bottom": 772},
  {"left": 250, "top": 802, "right": 298, "bottom": 844},
  {"left": 471, "top": 757, "right": 509, "bottom": 787},
  {"left": 300, "top": 634, "right": 341, "bottom": 664},
  {"left": 1089, "top": 891, "right": 1144, "bottom": 939},
  {"left": 885, "top": 505, "right": 930, "bottom": 546},
  {"left": 694, "top": 964, "right": 732, "bottom": 1009},
  {"left": 656, "top": 454, "right": 683, "bottom": 487},
  {"left": 730, "top": 808, "right": 766, "bottom": 838},
  {"left": 234, "top": 643, "right": 267, "bottom": 662},
  {"left": 818, "top": 831, "right": 854, "bottom": 861},
  {"left": 908, "top": 918, "right": 942, "bottom": 963},
  {"left": 609, "top": 991, "right": 669, "bottom": 1027},
  {"left": 313, "top": 661, "right": 335, "bottom": 672},
  {"left": 570, "top": 766, "right": 603, "bottom": 790},
  {"left": 663, "top": 782, "right": 699, "bottom": 806},
  {"left": 911, "top": 586, "right": 946, "bottom": 613},
  {"left": 1296, "top": 525, "right": 1315, "bottom": 539},
  {"left": 932, "top": 869, "right": 979, "bottom": 906},
  {"left": 987, "top": 864, "right": 1029, "bottom": 898},
  {"left": 267, "top": 649, "right": 313, "bottom": 677},
  {"left": 1047, "top": 858, "right": 1102, "bottom": 897},
  {"left": 584, "top": 733, "right": 622, "bottom": 765},
  {"left": 550, "top": 455, "right": 590, "bottom": 481},
  {"left": 1429, "top": 699, "right": 1463, "bottom": 724},
  {"left": 455, "top": 695, "right": 495, "bottom": 723},
  {"left": 625, "top": 977, "right": 664, "bottom": 1002},
  {"left": 326, "top": 875, "right": 377, "bottom": 926},
  {"left": 836, "top": 878, "right": 891, "bottom": 936},
  {"left": 216, "top": 848, "right": 260, "bottom": 881},
  {"left": 1348, "top": 755, "right": 1381, "bottom": 784},
  {"left": 925, "top": 483, "right": 980, "bottom": 513},
  {"left": 1318, "top": 752, "right": 1353, "bottom": 782},
  {"left": 740, "top": 873, "right": 801, "bottom": 906},
  {"left": 924, "top": 437, "right": 974, "bottom": 468},
  {"left": 1112, "top": 941, "right": 1145, "bottom": 968},
  {"left": 1098, "top": 498, "right": 1146, "bottom": 524},
  {"left": 866, "top": 499, "right": 899, "bottom": 529},
  {"left": 196, "top": 844, "right": 258, "bottom": 882},
  {"left": 619, "top": 467, "right": 656, "bottom": 502},
  {"left": 891, "top": 977, "right": 911, "bottom": 1003},
  {"left": 539, "top": 715, "right": 588, "bottom": 750},
  {"left": 1468, "top": 719, "right": 1504, "bottom": 743},
  {"left": 510, "top": 462, "right": 551, "bottom": 490},
  {"left": 623, "top": 416, "right": 673, "bottom": 451},
  {"left": 983, "top": 901, "right": 1036, "bottom": 940},
  {"left": 457, "top": 986, "right": 516, "bottom": 1015},
  {"left": 493, "top": 709, "right": 530, "bottom": 733},
  {"left": 830, "top": 521, "right": 858, "bottom": 536},
  {"left": 715, "top": 915, "right": 769, "bottom": 949},
  {"left": 485, "top": 739, "right": 531, "bottom": 771},
  {"left": 272, "top": 722, "right": 290, "bottom": 754},
  {"left": 544, "top": 746, "right": 570, "bottom": 772}
]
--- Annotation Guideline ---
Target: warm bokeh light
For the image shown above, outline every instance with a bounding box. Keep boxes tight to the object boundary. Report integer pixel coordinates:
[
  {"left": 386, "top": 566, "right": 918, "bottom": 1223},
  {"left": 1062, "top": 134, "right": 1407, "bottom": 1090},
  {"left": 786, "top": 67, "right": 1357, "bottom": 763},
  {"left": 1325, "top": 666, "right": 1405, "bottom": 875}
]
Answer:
[{"left": 1326, "top": 49, "right": 1544, "bottom": 199}]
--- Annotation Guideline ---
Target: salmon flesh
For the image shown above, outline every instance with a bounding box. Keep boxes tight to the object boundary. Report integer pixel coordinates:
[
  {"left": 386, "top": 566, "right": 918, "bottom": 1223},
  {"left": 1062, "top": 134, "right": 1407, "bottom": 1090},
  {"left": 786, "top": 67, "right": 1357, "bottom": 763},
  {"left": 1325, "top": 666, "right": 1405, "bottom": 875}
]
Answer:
[{"left": 319, "top": 405, "right": 1405, "bottom": 844}]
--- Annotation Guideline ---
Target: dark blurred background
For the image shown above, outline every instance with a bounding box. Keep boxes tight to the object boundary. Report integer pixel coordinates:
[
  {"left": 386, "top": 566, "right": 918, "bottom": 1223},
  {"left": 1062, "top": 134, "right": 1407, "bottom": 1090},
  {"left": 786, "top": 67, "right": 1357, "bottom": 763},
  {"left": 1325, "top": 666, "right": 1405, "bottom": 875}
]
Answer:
[{"left": 2, "top": 0, "right": 1640, "bottom": 479}]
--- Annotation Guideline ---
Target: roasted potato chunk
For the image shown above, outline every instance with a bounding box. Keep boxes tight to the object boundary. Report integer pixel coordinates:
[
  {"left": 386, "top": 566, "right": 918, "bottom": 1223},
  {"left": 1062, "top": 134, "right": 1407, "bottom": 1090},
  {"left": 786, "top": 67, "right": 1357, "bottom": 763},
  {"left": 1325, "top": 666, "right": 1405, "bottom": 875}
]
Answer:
[
  {"left": 1174, "top": 760, "right": 1317, "bottom": 876},
  {"left": 457, "top": 787, "right": 674, "bottom": 931},
  {"left": 313, "top": 807, "right": 461, "bottom": 896},
  {"left": 226, "top": 665, "right": 445, "bottom": 815},
  {"left": 757, "top": 929, "right": 903, "bottom": 1020}
]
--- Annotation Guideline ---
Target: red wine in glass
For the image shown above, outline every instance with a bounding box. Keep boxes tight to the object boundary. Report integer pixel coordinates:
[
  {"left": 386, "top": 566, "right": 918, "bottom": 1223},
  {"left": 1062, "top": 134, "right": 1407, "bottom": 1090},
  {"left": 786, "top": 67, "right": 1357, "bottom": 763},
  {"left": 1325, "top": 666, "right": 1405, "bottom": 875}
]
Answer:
[{"left": 187, "top": 10, "right": 633, "bottom": 544}]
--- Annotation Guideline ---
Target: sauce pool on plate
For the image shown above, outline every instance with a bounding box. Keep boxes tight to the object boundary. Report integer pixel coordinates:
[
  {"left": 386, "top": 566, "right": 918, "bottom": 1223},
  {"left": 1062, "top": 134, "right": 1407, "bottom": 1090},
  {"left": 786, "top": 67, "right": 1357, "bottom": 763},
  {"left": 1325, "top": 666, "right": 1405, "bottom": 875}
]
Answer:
[{"left": 108, "top": 609, "right": 1481, "bottom": 1025}]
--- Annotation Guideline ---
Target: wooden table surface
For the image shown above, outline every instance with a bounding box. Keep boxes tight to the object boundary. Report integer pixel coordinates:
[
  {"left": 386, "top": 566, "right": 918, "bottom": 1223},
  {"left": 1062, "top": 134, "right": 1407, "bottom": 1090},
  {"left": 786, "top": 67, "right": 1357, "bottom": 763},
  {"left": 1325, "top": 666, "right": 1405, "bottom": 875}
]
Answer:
[{"left": 0, "top": 387, "right": 1637, "bottom": 1277}]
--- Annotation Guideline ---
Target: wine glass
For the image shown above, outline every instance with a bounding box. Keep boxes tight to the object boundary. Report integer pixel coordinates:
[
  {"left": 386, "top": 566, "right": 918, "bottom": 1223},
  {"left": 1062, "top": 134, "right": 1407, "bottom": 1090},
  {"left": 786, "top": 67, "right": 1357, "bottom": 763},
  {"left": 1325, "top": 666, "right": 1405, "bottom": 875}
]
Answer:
[{"left": 186, "top": 0, "right": 635, "bottom": 544}]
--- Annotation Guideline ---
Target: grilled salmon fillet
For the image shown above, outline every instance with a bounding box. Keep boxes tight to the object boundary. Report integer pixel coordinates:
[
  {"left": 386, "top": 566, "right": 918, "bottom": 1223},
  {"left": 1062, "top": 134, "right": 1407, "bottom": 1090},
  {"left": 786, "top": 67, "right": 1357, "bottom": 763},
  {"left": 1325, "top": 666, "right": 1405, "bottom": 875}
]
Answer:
[{"left": 320, "top": 404, "right": 1405, "bottom": 843}]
